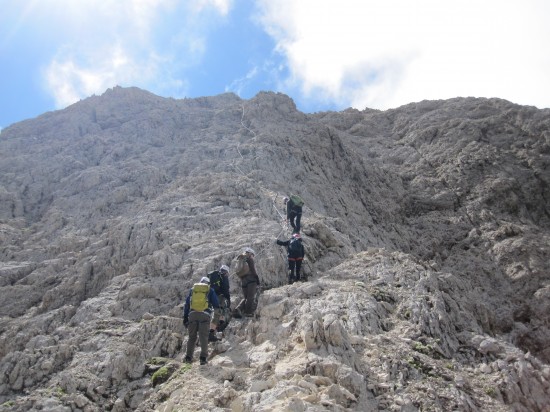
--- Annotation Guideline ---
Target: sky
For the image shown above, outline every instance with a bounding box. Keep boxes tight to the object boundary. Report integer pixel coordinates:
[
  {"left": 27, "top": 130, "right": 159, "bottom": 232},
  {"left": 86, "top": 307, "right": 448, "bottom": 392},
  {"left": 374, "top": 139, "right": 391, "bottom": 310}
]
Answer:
[{"left": 1, "top": 0, "right": 550, "bottom": 130}]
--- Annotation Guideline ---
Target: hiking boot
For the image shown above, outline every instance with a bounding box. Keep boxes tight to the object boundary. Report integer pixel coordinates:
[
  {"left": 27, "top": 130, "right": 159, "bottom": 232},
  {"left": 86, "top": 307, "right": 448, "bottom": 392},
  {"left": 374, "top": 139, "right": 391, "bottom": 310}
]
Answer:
[
  {"left": 232, "top": 309, "right": 242, "bottom": 319},
  {"left": 199, "top": 356, "right": 207, "bottom": 365},
  {"left": 216, "top": 320, "right": 226, "bottom": 332},
  {"left": 208, "top": 330, "right": 219, "bottom": 342},
  {"left": 184, "top": 355, "right": 192, "bottom": 364}
]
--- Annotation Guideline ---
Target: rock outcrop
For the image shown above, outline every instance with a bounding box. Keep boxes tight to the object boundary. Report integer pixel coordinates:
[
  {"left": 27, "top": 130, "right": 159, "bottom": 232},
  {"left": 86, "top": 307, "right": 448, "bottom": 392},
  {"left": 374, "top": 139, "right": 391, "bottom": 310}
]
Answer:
[{"left": 0, "top": 86, "right": 549, "bottom": 411}]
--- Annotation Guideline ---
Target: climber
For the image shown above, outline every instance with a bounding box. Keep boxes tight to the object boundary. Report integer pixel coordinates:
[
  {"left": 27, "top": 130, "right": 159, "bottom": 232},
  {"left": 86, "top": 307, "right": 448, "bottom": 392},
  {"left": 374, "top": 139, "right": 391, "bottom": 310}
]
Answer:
[
  {"left": 276, "top": 233, "right": 305, "bottom": 284},
  {"left": 284, "top": 195, "right": 303, "bottom": 234},
  {"left": 208, "top": 264, "right": 231, "bottom": 334},
  {"left": 233, "top": 247, "right": 260, "bottom": 318},
  {"left": 183, "top": 276, "right": 219, "bottom": 365}
]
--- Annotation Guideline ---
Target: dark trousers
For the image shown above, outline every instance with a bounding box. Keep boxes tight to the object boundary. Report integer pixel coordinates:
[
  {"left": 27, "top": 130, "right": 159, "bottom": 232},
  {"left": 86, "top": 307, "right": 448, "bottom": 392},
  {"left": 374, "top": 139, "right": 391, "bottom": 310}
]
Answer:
[
  {"left": 235, "top": 276, "right": 258, "bottom": 315},
  {"left": 186, "top": 311, "right": 210, "bottom": 359},
  {"left": 212, "top": 295, "right": 228, "bottom": 327},
  {"left": 288, "top": 211, "right": 302, "bottom": 233},
  {"left": 288, "top": 258, "right": 303, "bottom": 282}
]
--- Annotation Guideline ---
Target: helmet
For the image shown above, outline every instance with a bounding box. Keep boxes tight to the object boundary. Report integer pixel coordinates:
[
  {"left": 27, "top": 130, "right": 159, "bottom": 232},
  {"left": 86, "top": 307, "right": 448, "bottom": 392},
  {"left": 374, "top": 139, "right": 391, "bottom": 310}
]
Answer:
[
  {"left": 200, "top": 276, "right": 210, "bottom": 284},
  {"left": 220, "top": 264, "right": 229, "bottom": 273},
  {"left": 292, "top": 233, "right": 301, "bottom": 239},
  {"left": 244, "top": 247, "right": 255, "bottom": 255}
]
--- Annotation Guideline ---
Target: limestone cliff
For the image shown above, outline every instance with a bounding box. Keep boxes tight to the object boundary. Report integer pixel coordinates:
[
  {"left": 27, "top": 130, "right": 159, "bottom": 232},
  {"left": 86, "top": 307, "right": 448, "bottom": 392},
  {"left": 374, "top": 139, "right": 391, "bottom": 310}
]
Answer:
[{"left": 0, "top": 87, "right": 549, "bottom": 411}]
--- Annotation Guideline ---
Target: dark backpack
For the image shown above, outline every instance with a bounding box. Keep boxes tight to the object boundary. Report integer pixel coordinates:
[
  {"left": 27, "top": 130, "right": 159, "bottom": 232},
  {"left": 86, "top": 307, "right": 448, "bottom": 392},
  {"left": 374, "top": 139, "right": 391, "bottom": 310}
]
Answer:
[
  {"left": 208, "top": 271, "right": 223, "bottom": 294},
  {"left": 288, "top": 238, "right": 303, "bottom": 257}
]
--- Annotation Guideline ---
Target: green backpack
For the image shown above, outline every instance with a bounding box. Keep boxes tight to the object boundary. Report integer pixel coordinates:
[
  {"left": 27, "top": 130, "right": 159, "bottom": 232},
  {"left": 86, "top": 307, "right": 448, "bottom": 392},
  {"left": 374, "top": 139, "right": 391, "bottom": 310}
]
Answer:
[
  {"left": 190, "top": 283, "right": 210, "bottom": 312},
  {"left": 290, "top": 194, "right": 304, "bottom": 207}
]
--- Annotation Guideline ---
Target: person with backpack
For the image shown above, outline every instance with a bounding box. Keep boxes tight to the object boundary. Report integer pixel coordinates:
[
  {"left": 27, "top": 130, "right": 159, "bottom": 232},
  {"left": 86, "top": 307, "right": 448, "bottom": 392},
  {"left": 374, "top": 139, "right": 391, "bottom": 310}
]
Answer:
[
  {"left": 284, "top": 195, "right": 303, "bottom": 234},
  {"left": 208, "top": 264, "right": 231, "bottom": 334},
  {"left": 276, "top": 233, "right": 305, "bottom": 284},
  {"left": 232, "top": 247, "right": 260, "bottom": 318},
  {"left": 183, "top": 276, "right": 219, "bottom": 365}
]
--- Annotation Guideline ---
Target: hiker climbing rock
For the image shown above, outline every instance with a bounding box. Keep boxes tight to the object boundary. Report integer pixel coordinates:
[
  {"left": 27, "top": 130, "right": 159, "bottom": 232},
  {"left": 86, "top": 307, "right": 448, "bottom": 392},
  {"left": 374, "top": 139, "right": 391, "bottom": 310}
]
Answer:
[
  {"left": 284, "top": 194, "right": 304, "bottom": 233},
  {"left": 232, "top": 247, "right": 260, "bottom": 318},
  {"left": 208, "top": 264, "right": 231, "bottom": 335},
  {"left": 277, "top": 233, "right": 305, "bottom": 284},
  {"left": 183, "top": 276, "right": 219, "bottom": 365}
]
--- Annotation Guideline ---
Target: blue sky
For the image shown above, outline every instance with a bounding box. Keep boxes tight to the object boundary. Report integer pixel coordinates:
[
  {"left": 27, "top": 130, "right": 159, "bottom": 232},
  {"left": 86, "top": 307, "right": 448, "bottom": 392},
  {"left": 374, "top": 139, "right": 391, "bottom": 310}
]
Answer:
[{"left": 1, "top": 0, "right": 550, "bottom": 130}]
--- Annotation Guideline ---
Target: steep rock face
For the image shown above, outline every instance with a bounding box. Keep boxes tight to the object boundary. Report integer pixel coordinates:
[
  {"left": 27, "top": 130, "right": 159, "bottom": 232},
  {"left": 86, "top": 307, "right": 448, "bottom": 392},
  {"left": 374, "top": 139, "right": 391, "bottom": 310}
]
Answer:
[{"left": 0, "top": 87, "right": 549, "bottom": 411}]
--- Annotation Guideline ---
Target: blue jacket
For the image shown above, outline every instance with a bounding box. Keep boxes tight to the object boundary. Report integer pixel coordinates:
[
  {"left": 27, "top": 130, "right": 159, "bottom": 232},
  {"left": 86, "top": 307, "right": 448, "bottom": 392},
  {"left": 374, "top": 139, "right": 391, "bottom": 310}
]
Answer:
[{"left": 183, "top": 285, "right": 219, "bottom": 318}]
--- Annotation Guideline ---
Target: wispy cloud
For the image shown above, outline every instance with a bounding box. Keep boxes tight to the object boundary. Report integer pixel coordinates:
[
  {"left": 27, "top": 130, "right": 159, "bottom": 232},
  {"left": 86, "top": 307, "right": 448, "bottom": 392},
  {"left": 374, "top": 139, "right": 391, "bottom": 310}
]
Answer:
[
  {"left": 41, "top": 0, "right": 231, "bottom": 109},
  {"left": 225, "top": 66, "right": 259, "bottom": 96},
  {"left": 44, "top": 44, "right": 171, "bottom": 108},
  {"left": 193, "top": 0, "right": 233, "bottom": 15},
  {"left": 257, "top": 0, "right": 550, "bottom": 110}
]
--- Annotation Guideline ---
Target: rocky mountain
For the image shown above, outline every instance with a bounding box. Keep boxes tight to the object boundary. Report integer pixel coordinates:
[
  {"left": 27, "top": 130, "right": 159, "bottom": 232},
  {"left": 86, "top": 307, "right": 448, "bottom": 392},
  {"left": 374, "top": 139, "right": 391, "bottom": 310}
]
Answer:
[{"left": 0, "top": 86, "right": 549, "bottom": 411}]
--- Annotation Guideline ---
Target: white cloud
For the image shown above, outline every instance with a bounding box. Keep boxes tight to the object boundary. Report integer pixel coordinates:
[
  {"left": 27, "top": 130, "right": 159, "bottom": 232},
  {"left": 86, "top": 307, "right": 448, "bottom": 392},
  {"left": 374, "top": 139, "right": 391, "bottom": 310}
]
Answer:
[
  {"left": 193, "top": 0, "right": 232, "bottom": 15},
  {"left": 31, "top": 0, "right": 550, "bottom": 113},
  {"left": 225, "top": 66, "right": 259, "bottom": 96},
  {"left": 257, "top": 0, "right": 550, "bottom": 110},
  {"left": 45, "top": 45, "right": 133, "bottom": 108},
  {"left": 224, "top": 57, "right": 286, "bottom": 97},
  {"left": 45, "top": 43, "right": 189, "bottom": 108},
  {"left": 41, "top": 0, "right": 228, "bottom": 109}
]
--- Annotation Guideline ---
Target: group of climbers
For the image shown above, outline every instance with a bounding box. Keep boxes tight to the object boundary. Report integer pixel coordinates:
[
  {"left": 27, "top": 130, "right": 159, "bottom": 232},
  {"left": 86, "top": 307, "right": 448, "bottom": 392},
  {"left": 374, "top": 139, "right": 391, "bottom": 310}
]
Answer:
[
  {"left": 182, "top": 247, "right": 259, "bottom": 364},
  {"left": 276, "top": 195, "right": 305, "bottom": 284},
  {"left": 182, "top": 194, "right": 306, "bottom": 364}
]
